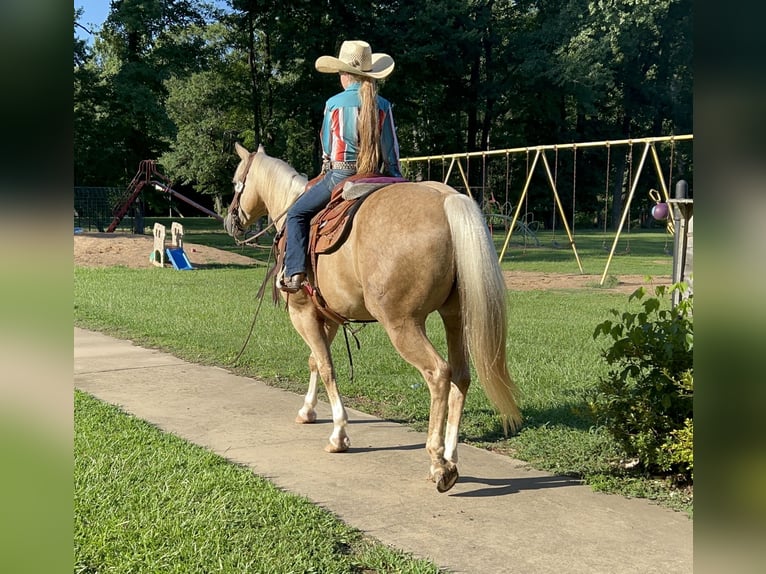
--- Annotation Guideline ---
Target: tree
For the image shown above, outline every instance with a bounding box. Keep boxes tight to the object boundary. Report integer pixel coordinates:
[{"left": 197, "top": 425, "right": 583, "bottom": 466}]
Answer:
[
  {"left": 74, "top": 8, "right": 116, "bottom": 185},
  {"left": 160, "top": 22, "right": 252, "bottom": 212},
  {"left": 74, "top": 0, "right": 692, "bottom": 217},
  {"left": 76, "top": 0, "right": 216, "bottom": 186}
]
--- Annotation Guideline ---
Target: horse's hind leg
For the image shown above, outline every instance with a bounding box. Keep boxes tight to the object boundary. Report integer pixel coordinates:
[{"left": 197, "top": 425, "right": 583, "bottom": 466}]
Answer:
[
  {"left": 440, "top": 304, "right": 471, "bottom": 468},
  {"left": 384, "top": 318, "right": 457, "bottom": 492}
]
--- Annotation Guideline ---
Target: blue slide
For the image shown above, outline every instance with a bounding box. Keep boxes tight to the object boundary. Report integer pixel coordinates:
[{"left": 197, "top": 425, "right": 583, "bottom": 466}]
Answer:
[{"left": 165, "top": 248, "right": 194, "bottom": 270}]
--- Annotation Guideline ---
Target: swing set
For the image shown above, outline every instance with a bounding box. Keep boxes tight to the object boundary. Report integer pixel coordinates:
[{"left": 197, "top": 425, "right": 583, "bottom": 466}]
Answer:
[{"left": 400, "top": 134, "right": 692, "bottom": 284}]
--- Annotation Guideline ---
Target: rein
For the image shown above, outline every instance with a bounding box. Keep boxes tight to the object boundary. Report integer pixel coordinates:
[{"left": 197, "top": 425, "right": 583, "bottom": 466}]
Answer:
[
  {"left": 231, "top": 201, "right": 292, "bottom": 247},
  {"left": 230, "top": 164, "right": 305, "bottom": 246},
  {"left": 230, "top": 242, "right": 276, "bottom": 365}
]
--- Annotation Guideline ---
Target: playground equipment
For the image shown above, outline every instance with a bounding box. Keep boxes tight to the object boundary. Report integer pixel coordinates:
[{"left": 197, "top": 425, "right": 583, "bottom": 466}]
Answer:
[
  {"left": 151, "top": 222, "right": 194, "bottom": 270},
  {"left": 669, "top": 180, "right": 693, "bottom": 307},
  {"left": 151, "top": 222, "right": 166, "bottom": 267},
  {"left": 106, "top": 160, "right": 223, "bottom": 233},
  {"left": 400, "top": 134, "right": 693, "bottom": 282}
]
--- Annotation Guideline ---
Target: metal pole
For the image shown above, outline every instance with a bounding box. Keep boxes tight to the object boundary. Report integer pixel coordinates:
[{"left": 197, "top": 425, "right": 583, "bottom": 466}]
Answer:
[
  {"left": 671, "top": 180, "right": 689, "bottom": 306},
  {"left": 400, "top": 134, "right": 693, "bottom": 164},
  {"left": 600, "top": 142, "right": 652, "bottom": 285},
  {"left": 498, "top": 150, "right": 541, "bottom": 262},
  {"left": 152, "top": 182, "right": 224, "bottom": 222},
  {"left": 540, "top": 151, "right": 584, "bottom": 273}
]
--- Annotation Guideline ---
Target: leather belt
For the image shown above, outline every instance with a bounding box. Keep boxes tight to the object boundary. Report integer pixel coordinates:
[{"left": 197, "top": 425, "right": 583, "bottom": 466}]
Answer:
[{"left": 330, "top": 161, "right": 357, "bottom": 170}]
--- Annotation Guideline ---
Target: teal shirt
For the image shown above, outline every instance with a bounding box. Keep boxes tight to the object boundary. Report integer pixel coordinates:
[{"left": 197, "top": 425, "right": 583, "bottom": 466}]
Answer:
[{"left": 320, "top": 83, "right": 402, "bottom": 177}]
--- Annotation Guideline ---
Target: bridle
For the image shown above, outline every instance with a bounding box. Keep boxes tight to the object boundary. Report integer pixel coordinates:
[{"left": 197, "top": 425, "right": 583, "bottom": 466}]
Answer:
[{"left": 226, "top": 153, "right": 256, "bottom": 239}]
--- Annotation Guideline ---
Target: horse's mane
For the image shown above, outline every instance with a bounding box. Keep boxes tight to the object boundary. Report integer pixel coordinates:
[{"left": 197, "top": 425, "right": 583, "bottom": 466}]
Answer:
[{"left": 251, "top": 149, "right": 308, "bottom": 205}]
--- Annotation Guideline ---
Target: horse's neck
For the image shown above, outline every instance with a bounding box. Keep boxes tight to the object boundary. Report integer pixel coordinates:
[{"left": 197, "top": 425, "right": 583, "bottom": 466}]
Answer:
[{"left": 242, "top": 159, "right": 306, "bottom": 231}]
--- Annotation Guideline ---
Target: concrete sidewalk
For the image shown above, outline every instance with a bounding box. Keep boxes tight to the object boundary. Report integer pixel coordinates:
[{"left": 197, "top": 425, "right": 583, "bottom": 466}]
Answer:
[{"left": 74, "top": 327, "right": 692, "bottom": 573}]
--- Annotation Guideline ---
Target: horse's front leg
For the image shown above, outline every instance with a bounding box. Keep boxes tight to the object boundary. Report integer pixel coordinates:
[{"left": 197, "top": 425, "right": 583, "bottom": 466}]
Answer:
[
  {"left": 296, "top": 321, "right": 340, "bottom": 423},
  {"left": 295, "top": 359, "right": 319, "bottom": 424},
  {"left": 323, "top": 362, "right": 351, "bottom": 453},
  {"left": 288, "top": 304, "right": 349, "bottom": 452}
]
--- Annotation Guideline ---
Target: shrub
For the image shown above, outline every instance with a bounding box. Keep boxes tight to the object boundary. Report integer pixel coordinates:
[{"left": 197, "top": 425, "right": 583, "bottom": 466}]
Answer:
[
  {"left": 591, "top": 283, "right": 693, "bottom": 481},
  {"left": 663, "top": 415, "right": 694, "bottom": 479}
]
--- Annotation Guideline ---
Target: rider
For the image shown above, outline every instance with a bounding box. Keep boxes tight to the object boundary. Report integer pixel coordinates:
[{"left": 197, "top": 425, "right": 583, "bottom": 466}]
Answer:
[{"left": 280, "top": 40, "right": 402, "bottom": 293}]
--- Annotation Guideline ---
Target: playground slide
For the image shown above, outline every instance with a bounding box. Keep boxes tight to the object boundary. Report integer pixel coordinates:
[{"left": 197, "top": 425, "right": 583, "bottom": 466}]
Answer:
[{"left": 166, "top": 248, "right": 193, "bottom": 270}]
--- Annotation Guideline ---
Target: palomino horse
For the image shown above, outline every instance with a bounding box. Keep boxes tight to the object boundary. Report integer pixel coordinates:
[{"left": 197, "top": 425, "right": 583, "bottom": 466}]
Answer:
[{"left": 225, "top": 143, "right": 521, "bottom": 492}]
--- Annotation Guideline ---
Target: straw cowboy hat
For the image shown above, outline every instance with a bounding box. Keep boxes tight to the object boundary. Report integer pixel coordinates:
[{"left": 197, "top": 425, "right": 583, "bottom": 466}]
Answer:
[{"left": 315, "top": 40, "right": 395, "bottom": 79}]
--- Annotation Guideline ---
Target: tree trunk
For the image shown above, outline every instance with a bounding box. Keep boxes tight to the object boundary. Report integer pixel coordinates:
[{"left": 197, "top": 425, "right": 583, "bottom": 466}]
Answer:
[
  {"left": 611, "top": 150, "right": 627, "bottom": 231},
  {"left": 246, "top": 11, "right": 261, "bottom": 145}
]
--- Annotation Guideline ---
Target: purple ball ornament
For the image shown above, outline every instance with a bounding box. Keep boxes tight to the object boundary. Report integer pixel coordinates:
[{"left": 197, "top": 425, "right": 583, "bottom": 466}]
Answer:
[{"left": 651, "top": 202, "right": 669, "bottom": 220}]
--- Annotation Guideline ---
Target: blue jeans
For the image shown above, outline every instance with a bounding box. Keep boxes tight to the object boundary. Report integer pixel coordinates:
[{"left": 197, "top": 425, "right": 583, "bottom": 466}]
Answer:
[{"left": 284, "top": 169, "right": 355, "bottom": 277}]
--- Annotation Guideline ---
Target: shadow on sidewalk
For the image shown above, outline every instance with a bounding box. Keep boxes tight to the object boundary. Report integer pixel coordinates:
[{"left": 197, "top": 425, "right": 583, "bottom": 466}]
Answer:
[
  {"left": 349, "top": 442, "right": 426, "bottom": 453},
  {"left": 451, "top": 474, "right": 582, "bottom": 498}
]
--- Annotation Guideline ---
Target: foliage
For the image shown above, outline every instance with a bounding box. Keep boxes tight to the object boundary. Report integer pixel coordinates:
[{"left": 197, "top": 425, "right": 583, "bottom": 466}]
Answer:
[
  {"left": 74, "top": 1, "right": 221, "bottom": 186},
  {"left": 663, "top": 413, "right": 693, "bottom": 478},
  {"left": 159, "top": 22, "right": 253, "bottom": 209},
  {"left": 74, "top": 0, "right": 693, "bottom": 214},
  {"left": 591, "top": 282, "right": 693, "bottom": 481}
]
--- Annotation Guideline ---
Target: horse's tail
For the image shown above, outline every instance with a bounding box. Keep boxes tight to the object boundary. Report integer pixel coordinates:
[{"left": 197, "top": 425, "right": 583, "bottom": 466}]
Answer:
[{"left": 443, "top": 193, "right": 522, "bottom": 434}]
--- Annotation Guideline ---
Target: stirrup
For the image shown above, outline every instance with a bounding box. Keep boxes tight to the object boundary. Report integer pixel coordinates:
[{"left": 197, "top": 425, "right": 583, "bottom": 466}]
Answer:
[{"left": 280, "top": 273, "right": 306, "bottom": 294}]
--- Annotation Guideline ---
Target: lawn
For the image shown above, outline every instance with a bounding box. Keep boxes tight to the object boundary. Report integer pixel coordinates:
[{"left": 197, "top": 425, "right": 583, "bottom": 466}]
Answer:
[
  {"left": 74, "top": 391, "right": 443, "bottom": 573},
  {"left": 74, "top": 220, "right": 690, "bottom": 571}
]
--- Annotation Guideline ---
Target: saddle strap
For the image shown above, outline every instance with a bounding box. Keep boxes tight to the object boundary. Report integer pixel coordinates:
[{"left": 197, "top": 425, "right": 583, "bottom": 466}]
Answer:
[
  {"left": 270, "top": 228, "right": 286, "bottom": 305},
  {"left": 305, "top": 283, "right": 350, "bottom": 325}
]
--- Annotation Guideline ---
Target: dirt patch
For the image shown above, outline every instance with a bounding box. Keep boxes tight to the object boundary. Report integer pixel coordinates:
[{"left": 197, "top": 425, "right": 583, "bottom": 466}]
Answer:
[
  {"left": 73, "top": 232, "right": 259, "bottom": 269},
  {"left": 74, "top": 232, "right": 669, "bottom": 293},
  {"left": 502, "top": 271, "right": 670, "bottom": 294}
]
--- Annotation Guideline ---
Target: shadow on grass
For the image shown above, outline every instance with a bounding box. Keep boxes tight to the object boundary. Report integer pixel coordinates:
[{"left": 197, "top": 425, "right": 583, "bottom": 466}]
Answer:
[
  {"left": 460, "top": 402, "right": 595, "bottom": 443},
  {"left": 192, "top": 262, "right": 266, "bottom": 270}
]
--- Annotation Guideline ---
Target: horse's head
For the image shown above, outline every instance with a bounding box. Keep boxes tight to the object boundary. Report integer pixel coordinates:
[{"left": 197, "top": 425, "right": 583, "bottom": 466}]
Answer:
[
  {"left": 224, "top": 143, "right": 308, "bottom": 239},
  {"left": 224, "top": 142, "right": 265, "bottom": 238}
]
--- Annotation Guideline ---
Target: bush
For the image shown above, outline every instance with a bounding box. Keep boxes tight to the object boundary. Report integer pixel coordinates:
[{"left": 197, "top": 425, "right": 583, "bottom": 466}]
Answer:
[
  {"left": 663, "top": 415, "right": 693, "bottom": 479},
  {"left": 591, "top": 283, "right": 693, "bottom": 481}
]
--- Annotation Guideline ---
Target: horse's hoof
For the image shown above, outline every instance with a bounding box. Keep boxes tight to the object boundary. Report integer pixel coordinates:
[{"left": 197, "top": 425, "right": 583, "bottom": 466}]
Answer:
[
  {"left": 295, "top": 409, "right": 317, "bottom": 424},
  {"left": 436, "top": 465, "right": 459, "bottom": 493},
  {"left": 324, "top": 436, "right": 350, "bottom": 453}
]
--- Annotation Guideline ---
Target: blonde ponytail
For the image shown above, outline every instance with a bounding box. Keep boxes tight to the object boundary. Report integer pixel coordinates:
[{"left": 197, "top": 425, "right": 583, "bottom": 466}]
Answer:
[{"left": 355, "top": 76, "right": 382, "bottom": 174}]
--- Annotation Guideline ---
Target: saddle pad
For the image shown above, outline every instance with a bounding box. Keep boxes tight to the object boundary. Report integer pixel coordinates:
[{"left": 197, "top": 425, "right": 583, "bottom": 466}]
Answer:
[{"left": 342, "top": 181, "right": 391, "bottom": 200}]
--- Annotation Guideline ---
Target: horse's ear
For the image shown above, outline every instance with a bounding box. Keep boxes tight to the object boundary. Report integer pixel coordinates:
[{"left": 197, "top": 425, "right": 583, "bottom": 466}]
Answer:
[
  {"left": 257, "top": 144, "right": 265, "bottom": 154},
  {"left": 234, "top": 142, "right": 249, "bottom": 161}
]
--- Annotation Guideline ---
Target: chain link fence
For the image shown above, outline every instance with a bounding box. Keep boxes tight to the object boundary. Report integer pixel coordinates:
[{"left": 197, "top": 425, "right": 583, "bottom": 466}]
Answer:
[{"left": 74, "top": 187, "right": 144, "bottom": 233}]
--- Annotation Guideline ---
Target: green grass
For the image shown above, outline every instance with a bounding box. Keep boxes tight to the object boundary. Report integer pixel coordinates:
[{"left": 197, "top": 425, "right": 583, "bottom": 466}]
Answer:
[{"left": 75, "top": 391, "right": 442, "bottom": 573}]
